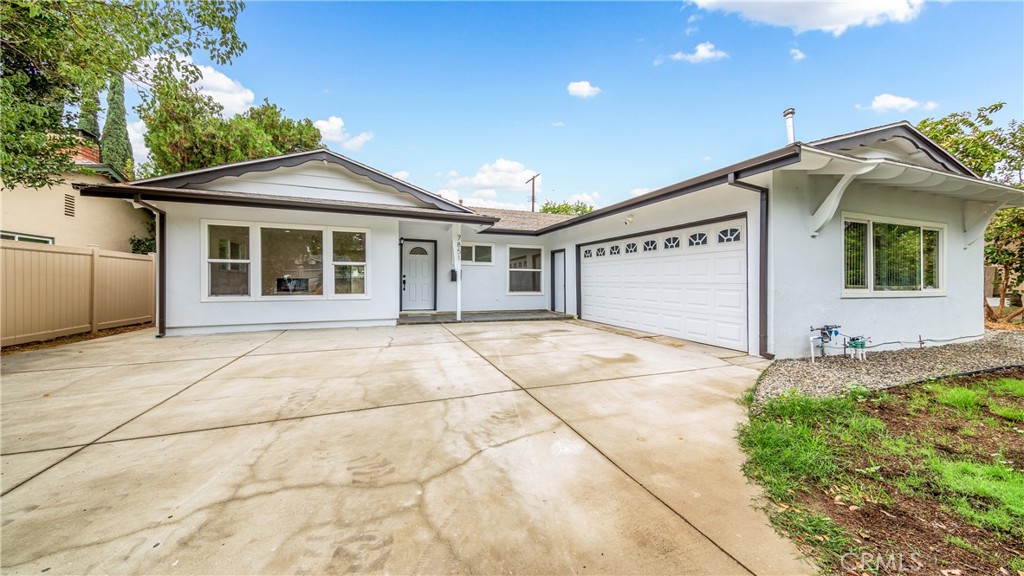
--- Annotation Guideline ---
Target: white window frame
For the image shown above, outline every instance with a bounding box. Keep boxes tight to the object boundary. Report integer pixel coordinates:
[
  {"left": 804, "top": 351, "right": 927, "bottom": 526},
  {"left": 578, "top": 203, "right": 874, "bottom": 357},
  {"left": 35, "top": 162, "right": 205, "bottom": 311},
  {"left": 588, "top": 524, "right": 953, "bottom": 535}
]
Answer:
[
  {"left": 841, "top": 212, "right": 945, "bottom": 299},
  {"left": 507, "top": 244, "right": 544, "bottom": 295},
  {"left": 0, "top": 230, "right": 54, "bottom": 244},
  {"left": 329, "top": 228, "right": 371, "bottom": 300},
  {"left": 200, "top": 220, "right": 372, "bottom": 302},
  {"left": 460, "top": 242, "right": 495, "bottom": 266}
]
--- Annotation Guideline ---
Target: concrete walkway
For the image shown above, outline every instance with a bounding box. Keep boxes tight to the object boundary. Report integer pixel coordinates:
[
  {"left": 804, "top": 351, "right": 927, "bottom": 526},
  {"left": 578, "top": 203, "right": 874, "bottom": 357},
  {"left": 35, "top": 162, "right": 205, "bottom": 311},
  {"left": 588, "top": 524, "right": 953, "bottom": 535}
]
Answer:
[{"left": 1, "top": 321, "right": 810, "bottom": 575}]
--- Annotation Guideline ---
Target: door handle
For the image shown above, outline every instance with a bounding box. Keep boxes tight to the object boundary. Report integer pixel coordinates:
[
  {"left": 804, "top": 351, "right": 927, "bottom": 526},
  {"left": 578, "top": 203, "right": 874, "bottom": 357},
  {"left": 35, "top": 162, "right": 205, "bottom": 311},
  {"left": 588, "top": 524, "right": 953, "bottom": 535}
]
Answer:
[{"left": 402, "top": 275, "right": 406, "bottom": 291}]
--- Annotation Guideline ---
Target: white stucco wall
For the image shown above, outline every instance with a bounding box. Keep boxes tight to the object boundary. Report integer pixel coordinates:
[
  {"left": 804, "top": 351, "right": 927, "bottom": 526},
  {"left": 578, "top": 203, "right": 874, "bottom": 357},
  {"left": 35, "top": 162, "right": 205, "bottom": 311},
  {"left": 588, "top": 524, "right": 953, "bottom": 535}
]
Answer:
[
  {"left": 769, "top": 170, "right": 984, "bottom": 358},
  {"left": 398, "top": 222, "right": 550, "bottom": 312},
  {"left": 543, "top": 183, "right": 764, "bottom": 354},
  {"left": 157, "top": 202, "right": 401, "bottom": 334}
]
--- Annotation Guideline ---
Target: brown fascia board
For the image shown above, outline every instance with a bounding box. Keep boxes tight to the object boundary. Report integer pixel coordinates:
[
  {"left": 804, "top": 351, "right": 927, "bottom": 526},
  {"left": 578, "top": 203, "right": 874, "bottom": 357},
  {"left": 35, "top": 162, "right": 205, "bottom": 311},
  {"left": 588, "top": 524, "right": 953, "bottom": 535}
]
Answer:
[
  {"left": 75, "top": 183, "right": 499, "bottom": 225},
  {"left": 129, "top": 149, "right": 474, "bottom": 214},
  {"left": 533, "top": 144, "right": 801, "bottom": 235},
  {"left": 809, "top": 122, "right": 977, "bottom": 178}
]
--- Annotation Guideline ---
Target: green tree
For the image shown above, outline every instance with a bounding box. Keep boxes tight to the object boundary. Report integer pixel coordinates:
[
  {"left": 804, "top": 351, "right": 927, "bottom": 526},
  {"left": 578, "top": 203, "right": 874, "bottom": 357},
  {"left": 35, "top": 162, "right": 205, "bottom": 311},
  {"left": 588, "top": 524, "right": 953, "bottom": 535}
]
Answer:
[
  {"left": 137, "top": 81, "right": 323, "bottom": 177},
  {"left": 919, "top": 104, "right": 1024, "bottom": 322},
  {"left": 76, "top": 82, "right": 101, "bottom": 137},
  {"left": 540, "top": 200, "right": 594, "bottom": 216},
  {"left": 101, "top": 74, "right": 133, "bottom": 178},
  {"left": 0, "top": 0, "right": 246, "bottom": 189}
]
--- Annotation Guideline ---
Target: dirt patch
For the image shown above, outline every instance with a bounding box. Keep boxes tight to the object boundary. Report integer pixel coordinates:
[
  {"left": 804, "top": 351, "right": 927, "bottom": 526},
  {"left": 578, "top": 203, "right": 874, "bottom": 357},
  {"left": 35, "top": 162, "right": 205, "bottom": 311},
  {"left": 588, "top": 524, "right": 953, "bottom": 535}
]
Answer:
[{"left": 1, "top": 323, "right": 153, "bottom": 356}]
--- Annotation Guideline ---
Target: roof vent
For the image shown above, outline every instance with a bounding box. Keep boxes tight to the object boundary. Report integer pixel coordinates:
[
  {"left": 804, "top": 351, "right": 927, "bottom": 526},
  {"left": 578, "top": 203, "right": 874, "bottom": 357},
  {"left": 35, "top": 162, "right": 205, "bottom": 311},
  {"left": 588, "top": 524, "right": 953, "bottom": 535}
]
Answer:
[{"left": 783, "top": 108, "right": 796, "bottom": 144}]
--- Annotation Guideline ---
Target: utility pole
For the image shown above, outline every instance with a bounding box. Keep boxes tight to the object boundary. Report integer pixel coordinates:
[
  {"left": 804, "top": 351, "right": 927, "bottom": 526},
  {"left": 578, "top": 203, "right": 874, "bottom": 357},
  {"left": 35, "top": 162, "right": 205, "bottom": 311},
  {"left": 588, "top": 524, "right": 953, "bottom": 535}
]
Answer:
[{"left": 525, "top": 173, "right": 540, "bottom": 212}]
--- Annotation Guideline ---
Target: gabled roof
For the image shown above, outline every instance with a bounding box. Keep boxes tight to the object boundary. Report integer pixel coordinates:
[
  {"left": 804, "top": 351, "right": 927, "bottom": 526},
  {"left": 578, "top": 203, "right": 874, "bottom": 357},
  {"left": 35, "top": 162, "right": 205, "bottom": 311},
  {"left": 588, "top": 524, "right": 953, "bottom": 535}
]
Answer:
[
  {"left": 809, "top": 121, "right": 977, "bottom": 177},
  {"left": 132, "top": 148, "right": 473, "bottom": 214},
  {"left": 74, "top": 183, "right": 499, "bottom": 225},
  {"left": 471, "top": 207, "right": 574, "bottom": 233}
]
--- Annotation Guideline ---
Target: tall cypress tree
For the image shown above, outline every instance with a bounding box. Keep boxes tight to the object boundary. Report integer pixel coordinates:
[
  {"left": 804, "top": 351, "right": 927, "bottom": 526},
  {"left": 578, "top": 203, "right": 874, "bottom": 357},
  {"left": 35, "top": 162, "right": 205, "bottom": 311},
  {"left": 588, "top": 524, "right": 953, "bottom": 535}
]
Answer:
[
  {"left": 100, "top": 74, "right": 133, "bottom": 178},
  {"left": 77, "top": 83, "right": 101, "bottom": 137}
]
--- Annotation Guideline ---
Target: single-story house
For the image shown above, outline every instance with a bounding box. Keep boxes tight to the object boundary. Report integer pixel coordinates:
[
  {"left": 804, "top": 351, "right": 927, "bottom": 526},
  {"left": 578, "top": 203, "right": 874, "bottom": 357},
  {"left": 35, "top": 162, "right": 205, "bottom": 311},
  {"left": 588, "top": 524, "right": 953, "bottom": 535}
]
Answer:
[{"left": 77, "top": 121, "right": 1024, "bottom": 358}]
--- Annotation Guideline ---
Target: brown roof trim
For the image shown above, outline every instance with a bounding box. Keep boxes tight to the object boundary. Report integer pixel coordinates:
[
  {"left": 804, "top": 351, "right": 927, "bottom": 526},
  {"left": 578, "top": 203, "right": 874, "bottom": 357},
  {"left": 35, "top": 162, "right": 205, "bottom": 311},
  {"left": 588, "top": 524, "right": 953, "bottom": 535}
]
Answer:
[
  {"left": 130, "top": 149, "right": 474, "bottom": 214},
  {"left": 533, "top": 144, "right": 801, "bottom": 235},
  {"left": 809, "top": 121, "right": 976, "bottom": 178},
  {"left": 75, "top": 183, "right": 499, "bottom": 225}
]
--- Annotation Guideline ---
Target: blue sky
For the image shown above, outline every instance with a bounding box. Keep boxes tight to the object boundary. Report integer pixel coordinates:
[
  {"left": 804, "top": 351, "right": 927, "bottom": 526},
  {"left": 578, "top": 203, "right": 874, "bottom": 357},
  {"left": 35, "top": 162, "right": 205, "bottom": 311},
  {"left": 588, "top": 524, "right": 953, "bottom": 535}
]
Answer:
[{"left": 126, "top": 1, "right": 1024, "bottom": 210}]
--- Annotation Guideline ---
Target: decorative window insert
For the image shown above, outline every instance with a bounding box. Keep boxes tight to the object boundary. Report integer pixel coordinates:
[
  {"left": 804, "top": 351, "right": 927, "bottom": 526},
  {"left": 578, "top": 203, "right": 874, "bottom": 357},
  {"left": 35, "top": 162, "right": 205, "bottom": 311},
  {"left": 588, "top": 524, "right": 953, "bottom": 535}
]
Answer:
[
  {"left": 509, "top": 246, "right": 542, "bottom": 293},
  {"left": 609, "top": 245, "right": 620, "bottom": 255},
  {"left": 625, "top": 243, "right": 637, "bottom": 254},
  {"left": 261, "top": 227, "right": 324, "bottom": 296},
  {"left": 207, "top": 225, "right": 251, "bottom": 297},
  {"left": 333, "top": 231, "right": 366, "bottom": 295},
  {"left": 664, "top": 236, "right": 680, "bottom": 249},
  {"left": 583, "top": 249, "right": 593, "bottom": 258},
  {"left": 688, "top": 233, "right": 707, "bottom": 247},
  {"left": 596, "top": 247, "right": 606, "bottom": 257},
  {"left": 643, "top": 240, "right": 657, "bottom": 252},
  {"left": 718, "top": 228, "right": 741, "bottom": 243},
  {"left": 0, "top": 230, "right": 54, "bottom": 244},
  {"left": 460, "top": 243, "right": 493, "bottom": 264},
  {"left": 843, "top": 215, "right": 942, "bottom": 294}
]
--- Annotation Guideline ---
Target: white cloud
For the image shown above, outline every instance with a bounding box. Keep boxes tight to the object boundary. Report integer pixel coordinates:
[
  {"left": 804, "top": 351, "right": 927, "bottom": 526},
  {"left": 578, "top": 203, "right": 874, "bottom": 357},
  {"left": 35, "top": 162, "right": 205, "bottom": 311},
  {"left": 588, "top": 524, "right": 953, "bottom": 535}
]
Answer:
[
  {"left": 855, "top": 93, "right": 938, "bottom": 114},
  {"left": 392, "top": 170, "right": 410, "bottom": 181},
  {"left": 702, "top": 155, "right": 712, "bottom": 162},
  {"left": 685, "top": 26, "right": 699, "bottom": 36},
  {"left": 790, "top": 48, "right": 806, "bottom": 61},
  {"left": 440, "top": 158, "right": 543, "bottom": 209},
  {"left": 670, "top": 42, "right": 728, "bottom": 63},
  {"left": 653, "top": 56, "right": 666, "bottom": 67},
  {"left": 193, "top": 63, "right": 254, "bottom": 116},
  {"left": 551, "top": 121, "right": 566, "bottom": 127},
  {"left": 687, "top": 14, "right": 700, "bottom": 24},
  {"left": 314, "top": 116, "right": 374, "bottom": 151},
  {"left": 630, "top": 187, "right": 652, "bottom": 197},
  {"left": 691, "top": 0, "right": 925, "bottom": 36},
  {"left": 566, "top": 192, "right": 600, "bottom": 207},
  {"left": 567, "top": 80, "right": 602, "bottom": 98},
  {"left": 126, "top": 120, "right": 149, "bottom": 168}
]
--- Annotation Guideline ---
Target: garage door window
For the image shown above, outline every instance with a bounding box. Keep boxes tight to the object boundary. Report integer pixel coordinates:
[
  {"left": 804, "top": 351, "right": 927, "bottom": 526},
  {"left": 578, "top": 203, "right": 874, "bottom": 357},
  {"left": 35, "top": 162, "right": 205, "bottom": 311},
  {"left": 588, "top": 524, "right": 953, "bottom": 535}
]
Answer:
[
  {"left": 643, "top": 240, "right": 657, "bottom": 252},
  {"left": 509, "top": 246, "right": 543, "bottom": 294},
  {"left": 625, "top": 243, "right": 637, "bottom": 254},
  {"left": 843, "top": 214, "right": 943, "bottom": 296},
  {"left": 610, "top": 245, "right": 620, "bottom": 255},
  {"left": 718, "top": 228, "right": 741, "bottom": 243},
  {"left": 664, "top": 236, "right": 680, "bottom": 249}
]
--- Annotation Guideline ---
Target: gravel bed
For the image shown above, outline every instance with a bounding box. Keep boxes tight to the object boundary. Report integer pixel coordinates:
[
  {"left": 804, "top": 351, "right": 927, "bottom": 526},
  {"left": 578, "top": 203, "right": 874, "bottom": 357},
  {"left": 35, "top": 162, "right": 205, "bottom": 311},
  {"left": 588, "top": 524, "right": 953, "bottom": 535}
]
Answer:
[{"left": 755, "top": 330, "right": 1024, "bottom": 406}]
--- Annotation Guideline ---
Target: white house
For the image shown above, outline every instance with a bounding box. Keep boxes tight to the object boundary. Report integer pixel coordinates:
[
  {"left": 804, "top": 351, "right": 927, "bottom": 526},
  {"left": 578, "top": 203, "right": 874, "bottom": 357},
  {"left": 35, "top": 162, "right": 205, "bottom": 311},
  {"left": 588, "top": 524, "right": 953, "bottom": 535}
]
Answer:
[{"left": 78, "top": 121, "right": 1024, "bottom": 358}]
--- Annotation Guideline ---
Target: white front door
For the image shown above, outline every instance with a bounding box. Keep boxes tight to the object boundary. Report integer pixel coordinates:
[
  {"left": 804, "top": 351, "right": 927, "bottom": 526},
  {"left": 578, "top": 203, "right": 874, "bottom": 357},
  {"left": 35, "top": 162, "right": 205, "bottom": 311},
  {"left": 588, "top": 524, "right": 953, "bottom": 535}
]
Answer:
[
  {"left": 402, "top": 241, "right": 434, "bottom": 310},
  {"left": 552, "top": 250, "right": 566, "bottom": 313}
]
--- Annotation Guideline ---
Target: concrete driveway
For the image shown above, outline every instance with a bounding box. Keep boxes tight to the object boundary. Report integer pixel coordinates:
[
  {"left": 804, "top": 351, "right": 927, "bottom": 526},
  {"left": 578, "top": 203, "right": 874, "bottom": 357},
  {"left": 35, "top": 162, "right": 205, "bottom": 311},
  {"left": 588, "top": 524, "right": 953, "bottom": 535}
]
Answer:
[{"left": 1, "top": 321, "right": 810, "bottom": 575}]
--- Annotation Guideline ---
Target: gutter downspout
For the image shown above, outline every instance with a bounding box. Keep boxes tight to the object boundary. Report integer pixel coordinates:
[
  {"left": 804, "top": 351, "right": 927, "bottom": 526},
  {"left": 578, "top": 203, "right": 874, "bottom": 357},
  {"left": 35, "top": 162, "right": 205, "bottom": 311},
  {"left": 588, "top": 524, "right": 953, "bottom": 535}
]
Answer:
[
  {"left": 134, "top": 195, "right": 166, "bottom": 338},
  {"left": 727, "top": 173, "right": 771, "bottom": 359}
]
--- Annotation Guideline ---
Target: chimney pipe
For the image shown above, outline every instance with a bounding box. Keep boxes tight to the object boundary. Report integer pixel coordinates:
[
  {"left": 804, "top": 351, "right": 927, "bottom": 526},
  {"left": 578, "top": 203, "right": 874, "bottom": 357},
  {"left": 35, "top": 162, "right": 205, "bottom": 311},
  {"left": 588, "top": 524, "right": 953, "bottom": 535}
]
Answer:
[{"left": 783, "top": 108, "right": 796, "bottom": 144}]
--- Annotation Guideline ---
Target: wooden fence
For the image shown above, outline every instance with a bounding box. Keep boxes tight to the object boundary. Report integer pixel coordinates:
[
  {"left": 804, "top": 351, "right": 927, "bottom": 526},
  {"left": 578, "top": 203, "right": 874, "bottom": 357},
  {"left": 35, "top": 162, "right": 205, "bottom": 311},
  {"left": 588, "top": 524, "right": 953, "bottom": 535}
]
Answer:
[{"left": 1, "top": 240, "right": 155, "bottom": 346}]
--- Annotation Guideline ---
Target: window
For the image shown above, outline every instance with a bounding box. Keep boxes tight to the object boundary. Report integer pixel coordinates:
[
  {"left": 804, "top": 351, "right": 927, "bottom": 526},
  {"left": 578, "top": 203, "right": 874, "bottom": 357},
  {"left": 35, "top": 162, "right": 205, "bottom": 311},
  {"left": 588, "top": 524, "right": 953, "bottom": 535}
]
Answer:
[
  {"left": 509, "top": 246, "right": 542, "bottom": 293},
  {"left": 333, "top": 231, "right": 366, "bottom": 295},
  {"left": 584, "top": 249, "right": 593, "bottom": 258},
  {"left": 461, "top": 243, "right": 493, "bottom": 264},
  {"left": 609, "top": 245, "right": 620, "bottom": 255},
  {"left": 261, "top": 227, "right": 323, "bottom": 296},
  {"left": 718, "top": 228, "right": 741, "bottom": 243},
  {"left": 207, "top": 225, "right": 250, "bottom": 297},
  {"left": 1, "top": 230, "right": 54, "bottom": 244},
  {"left": 625, "top": 243, "right": 637, "bottom": 254},
  {"left": 688, "top": 233, "right": 707, "bottom": 247},
  {"left": 643, "top": 239, "right": 657, "bottom": 252},
  {"left": 844, "top": 215, "right": 942, "bottom": 294},
  {"left": 664, "top": 236, "right": 680, "bottom": 249},
  {"left": 596, "top": 247, "right": 606, "bottom": 257}
]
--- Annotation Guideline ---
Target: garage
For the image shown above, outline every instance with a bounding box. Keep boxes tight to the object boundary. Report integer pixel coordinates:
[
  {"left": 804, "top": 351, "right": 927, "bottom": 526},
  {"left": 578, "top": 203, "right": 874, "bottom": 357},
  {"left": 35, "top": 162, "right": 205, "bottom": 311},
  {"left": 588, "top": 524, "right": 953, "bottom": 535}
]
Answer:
[{"left": 579, "top": 217, "right": 747, "bottom": 351}]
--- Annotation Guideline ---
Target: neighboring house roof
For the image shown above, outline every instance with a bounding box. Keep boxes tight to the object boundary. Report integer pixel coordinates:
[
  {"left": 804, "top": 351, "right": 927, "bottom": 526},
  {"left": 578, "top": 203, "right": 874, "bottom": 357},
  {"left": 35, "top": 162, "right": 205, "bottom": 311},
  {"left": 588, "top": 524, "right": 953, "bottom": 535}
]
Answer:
[
  {"left": 73, "top": 162, "right": 127, "bottom": 183},
  {"left": 131, "top": 148, "right": 473, "bottom": 214},
  {"left": 809, "top": 121, "right": 977, "bottom": 177},
  {"left": 74, "top": 183, "right": 499, "bottom": 225},
  {"left": 471, "top": 207, "right": 574, "bottom": 233}
]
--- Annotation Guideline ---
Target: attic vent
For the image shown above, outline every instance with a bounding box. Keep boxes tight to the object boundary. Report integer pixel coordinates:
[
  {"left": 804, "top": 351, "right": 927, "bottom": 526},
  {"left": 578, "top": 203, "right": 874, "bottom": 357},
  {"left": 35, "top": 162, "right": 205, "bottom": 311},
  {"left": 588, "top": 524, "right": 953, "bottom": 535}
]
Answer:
[{"left": 64, "top": 194, "right": 75, "bottom": 217}]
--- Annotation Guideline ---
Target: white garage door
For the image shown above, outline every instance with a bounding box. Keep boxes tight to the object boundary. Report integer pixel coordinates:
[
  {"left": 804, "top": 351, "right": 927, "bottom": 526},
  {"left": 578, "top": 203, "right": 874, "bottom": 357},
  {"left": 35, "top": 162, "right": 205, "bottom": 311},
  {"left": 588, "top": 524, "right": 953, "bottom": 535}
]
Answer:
[{"left": 580, "top": 218, "right": 747, "bottom": 351}]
